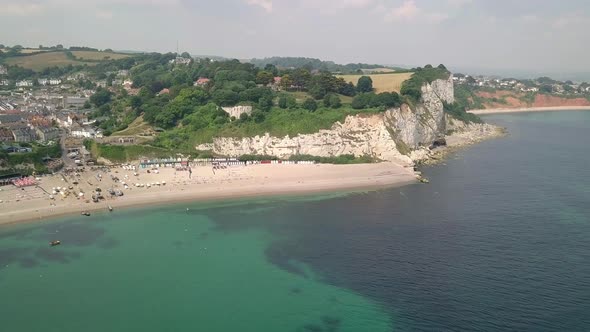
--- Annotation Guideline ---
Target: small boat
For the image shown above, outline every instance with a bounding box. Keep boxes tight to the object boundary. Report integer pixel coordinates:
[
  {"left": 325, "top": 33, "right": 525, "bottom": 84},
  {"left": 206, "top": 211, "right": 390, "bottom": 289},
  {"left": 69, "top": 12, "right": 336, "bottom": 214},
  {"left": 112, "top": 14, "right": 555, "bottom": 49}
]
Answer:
[
  {"left": 108, "top": 205, "right": 113, "bottom": 212},
  {"left": 419, "top": 177, "right": 430, "bottom": 184},
  {"left": 81, "top": 211, "right": 91, "bottom": 216},
  {"left": 50, "top": 240, "right": 61, "bottom": 247}
]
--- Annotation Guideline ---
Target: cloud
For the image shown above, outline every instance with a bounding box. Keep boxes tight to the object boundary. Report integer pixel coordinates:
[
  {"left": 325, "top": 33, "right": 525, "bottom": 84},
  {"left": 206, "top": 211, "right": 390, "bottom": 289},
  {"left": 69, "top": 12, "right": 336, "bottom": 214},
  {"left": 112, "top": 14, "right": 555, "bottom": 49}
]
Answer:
[
  {"left": 520, "top": 14, "right": 538, "bottom": 23},
  {"left": 552, "top": 14, "right": 588, "bottom": 29},
  {"left": 337, "top": 0, "right": 374, "bottom": 9},
  {"left": 387, "top": 0, "right": 420, "bottom": 21},
  {"left": 0, "top": 2, "right": 44, "bottom": 16},
  {"left": 96, "top": 10, "right": 114, "bottom": 20},
  {"left": 385, "top": 0, "right": 448, "bottom": 23},
  {"left": 245, "top": 0, "right": 273, "bottom": 13},
  {"left": 447, "top": 0, "right": 472, "bottom": 8}
]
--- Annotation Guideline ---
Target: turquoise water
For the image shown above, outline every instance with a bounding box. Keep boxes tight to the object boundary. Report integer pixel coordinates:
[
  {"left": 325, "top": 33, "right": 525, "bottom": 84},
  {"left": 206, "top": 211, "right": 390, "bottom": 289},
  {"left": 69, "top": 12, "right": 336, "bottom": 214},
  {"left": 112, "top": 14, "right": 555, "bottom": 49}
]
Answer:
[
  {"left": 1, "top": 111, "right": 590, "bottom": 331},
  {"left": 0, "top": 200, "right": 392, "bottom": 331}
]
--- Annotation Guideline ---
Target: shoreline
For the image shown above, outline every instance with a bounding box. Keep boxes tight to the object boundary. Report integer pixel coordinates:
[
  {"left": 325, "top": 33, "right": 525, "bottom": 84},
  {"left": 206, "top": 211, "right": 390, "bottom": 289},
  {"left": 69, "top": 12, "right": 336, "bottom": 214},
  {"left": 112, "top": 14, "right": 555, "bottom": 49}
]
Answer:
[
  {"left": 468, "top": 106, "right": 590, "bottom": 115},
  {"left": 0, "top": 163, "right": 417, "bottom": 227}
]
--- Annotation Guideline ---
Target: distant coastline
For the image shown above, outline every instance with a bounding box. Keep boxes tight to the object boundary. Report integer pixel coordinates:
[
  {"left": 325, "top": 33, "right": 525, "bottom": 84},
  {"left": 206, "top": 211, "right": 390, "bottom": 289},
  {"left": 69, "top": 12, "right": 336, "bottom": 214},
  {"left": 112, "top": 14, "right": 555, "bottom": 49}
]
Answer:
[{"left": 469, "top": 106, "right": 590, "bottom": 115}]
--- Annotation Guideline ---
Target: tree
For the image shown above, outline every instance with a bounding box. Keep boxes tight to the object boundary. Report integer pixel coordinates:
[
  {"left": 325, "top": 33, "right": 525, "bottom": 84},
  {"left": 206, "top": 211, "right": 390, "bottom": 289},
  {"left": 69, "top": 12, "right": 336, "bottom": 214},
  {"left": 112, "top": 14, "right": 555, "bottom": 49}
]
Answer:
[
  {"left": 302, "top": 98, "right": 318, "bottom": 112},
  {"left": 339, "top": 82, "right": 356, "bottom": 96},
  {"left": 83, "top": 101, "right": 92, "bottom": 109},
  {"left": 323, "top": 93, "right": 341, "bottom": 108},
  {"left": 258, "top": 96, "right": 273, "bottom": 111},
  {"left": 181, "top": 52, "right": 191, "bottom": 59},
  {"left": 357, "top": 76, "right": 373, "bottom": 93},
  {"left": 539, "top": 85, "right": 552, "bottom": 94},
  {"left": 352, "top": 93, "right": 373, "bottom": 109},
  {"left": 376, "top": 92, "right": 401, "bottom": 108},
  {"left": 251, "top": 109, "right": 266, "bottom": 123},
  {"left": 130, "top": 96, "right": 143, "bottom": 109},
  {"left": 280, "top": 74, "right": 294, "bottom": 90},
  {"left": 212, "top": 89, "right": 239, "bottom": 106},
  {"left": 56, "top": 44, "right": 64, "bottom": 49},
  {"left": 90, "top": 88, "right": 113, "bottom": 107},
  {"left": 264, "top": 64, "right": 278, "bottom": 76},
  {"left": 309, "top": 84, "right": 328, "bottom": 99},
  {"left": 278, "top": 95, "right": 288, "bottom": 109},
  {"left": 255, "top": 71, "right": 274, "bottom": 85},
  {"left": 239, "top": 113, "right": 250, "bottom": 122}
]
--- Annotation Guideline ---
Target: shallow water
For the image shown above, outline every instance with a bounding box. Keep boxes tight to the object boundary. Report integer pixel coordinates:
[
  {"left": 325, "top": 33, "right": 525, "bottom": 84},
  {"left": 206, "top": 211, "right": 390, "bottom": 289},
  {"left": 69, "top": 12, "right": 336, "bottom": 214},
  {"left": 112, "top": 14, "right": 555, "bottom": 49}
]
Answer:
[{"left": 1, "top": 111, "right": 589, "bottom": 331}]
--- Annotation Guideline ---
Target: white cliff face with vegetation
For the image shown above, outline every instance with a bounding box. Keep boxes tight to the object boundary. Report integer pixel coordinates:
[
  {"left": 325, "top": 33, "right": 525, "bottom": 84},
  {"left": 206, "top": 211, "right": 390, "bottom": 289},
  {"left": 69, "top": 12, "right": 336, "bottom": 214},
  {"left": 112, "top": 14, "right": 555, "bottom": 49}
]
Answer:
[{"left": 197, "top": 78, "right": 457, "bottom": 165}]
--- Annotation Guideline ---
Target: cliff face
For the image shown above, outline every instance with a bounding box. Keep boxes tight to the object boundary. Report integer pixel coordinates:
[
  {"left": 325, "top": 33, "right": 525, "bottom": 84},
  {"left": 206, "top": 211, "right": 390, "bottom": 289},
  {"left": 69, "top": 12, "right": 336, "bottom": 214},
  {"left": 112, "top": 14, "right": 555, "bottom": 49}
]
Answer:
[{"left": 196, "top": 77, "right": 455, "bottom": 165}]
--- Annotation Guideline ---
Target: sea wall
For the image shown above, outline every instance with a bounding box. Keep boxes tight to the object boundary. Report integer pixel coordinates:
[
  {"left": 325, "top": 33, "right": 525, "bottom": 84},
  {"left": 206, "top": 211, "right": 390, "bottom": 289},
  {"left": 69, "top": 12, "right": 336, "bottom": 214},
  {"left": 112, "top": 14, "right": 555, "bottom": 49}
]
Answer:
[{"left": 197, "top": 77, "right": 455, "bottom": 165}]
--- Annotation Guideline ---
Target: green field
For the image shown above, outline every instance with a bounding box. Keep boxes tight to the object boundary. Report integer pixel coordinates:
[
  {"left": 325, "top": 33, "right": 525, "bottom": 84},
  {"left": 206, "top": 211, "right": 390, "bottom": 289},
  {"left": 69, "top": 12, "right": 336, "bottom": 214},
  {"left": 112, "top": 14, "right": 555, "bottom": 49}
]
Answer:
[
  {"left": 71, "top": 51, "right": 130, "bottom": 61},
  {"left": 337, "top": 72, "right": 413, "bottom": 93},
  {"left": 285, "top": 91, "right": 354, "bottom": 104},
  {"left": 2, "top": 50, "right": 130, "bottom": 71}
]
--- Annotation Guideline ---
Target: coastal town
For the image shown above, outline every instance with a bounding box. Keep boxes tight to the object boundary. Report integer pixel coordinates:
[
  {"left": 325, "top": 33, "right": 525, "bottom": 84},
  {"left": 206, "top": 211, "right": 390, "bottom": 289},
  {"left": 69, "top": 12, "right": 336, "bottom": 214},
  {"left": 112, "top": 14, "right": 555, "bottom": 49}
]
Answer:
[{"left": 453, "top": 72, "right": 590, "bottom": 95}]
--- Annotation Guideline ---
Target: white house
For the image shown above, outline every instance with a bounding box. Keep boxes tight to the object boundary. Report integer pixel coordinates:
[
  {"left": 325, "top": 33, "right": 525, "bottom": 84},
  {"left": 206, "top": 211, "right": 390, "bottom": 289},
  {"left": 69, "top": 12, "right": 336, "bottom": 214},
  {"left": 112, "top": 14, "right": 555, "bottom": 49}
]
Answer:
[
  {"left": 70, "top": 126, "right": 103, "bottom": 138},
  {"left": 38, "top": 78, "right": 48, "bottom": 85},
  {"left": 0, "top": 65, "right": 7, "bottom": 75},
  {"left": 0, "top": 79, "right": 9, "bottom": 86},
  {"left": 170, "top": 57, "right": 192, "bottom": 65},
  {"left": 16, "top": 80, "right": 33, "bottom": 87},
  {"left": 49, "top": 79, "right": 62, "bottom": 85},
  {"left": 122, "top": 79, "right": 134, "bottom": 88}
]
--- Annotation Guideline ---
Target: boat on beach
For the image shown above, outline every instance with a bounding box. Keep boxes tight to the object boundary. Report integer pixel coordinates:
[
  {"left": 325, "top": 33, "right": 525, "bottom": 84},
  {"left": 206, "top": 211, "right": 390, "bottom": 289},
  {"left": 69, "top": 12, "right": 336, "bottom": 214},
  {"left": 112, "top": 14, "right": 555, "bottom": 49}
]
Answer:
[
  {"left": 81, "top": 211, "right": 91, "bottom": 216},
  {"left": 50, "top": 240, "right": 61, "bottom": 246}
]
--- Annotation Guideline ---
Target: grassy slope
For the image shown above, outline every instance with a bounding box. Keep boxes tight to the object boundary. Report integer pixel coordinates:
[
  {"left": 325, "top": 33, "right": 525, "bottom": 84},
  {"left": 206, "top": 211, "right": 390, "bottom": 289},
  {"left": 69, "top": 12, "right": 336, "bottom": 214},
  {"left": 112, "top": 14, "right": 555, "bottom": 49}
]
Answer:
[
  {"left": 337, "top": 72, "right": 413, "bottom": 93},
  {"left": 285, "top": 91, "right": 354, "bottom": 104},
  {"left": 3, "top": 51, "right": 129, "bottom": 71},
  {"left": 71, "top": 51, "right": 130, "bottom": 61},
  {"left": 111, "top": 116, "right": 154, "bottom": 136}
]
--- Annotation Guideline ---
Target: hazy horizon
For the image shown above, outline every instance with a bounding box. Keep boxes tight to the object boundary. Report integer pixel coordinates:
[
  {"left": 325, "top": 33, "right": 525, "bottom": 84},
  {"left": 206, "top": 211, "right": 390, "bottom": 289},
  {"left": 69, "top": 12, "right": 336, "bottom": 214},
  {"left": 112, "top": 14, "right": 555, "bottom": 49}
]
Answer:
[{"left": 1, "top": 0, "right": 589, "bottom": 76}]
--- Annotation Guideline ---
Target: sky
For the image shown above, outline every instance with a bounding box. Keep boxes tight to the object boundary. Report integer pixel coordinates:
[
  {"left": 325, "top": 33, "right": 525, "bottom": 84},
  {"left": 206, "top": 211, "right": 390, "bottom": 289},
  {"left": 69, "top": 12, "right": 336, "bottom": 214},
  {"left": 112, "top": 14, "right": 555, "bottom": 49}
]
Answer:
[{"left": 0, "top": 0, "right": 588, "bottom": 75}]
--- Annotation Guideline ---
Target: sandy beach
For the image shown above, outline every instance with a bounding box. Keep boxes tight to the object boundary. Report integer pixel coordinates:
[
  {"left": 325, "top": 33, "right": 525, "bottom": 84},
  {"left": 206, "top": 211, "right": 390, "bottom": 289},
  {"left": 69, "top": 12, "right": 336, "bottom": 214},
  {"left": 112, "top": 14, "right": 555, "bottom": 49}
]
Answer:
[
  {"left": 0, "top": 162, "right": 417, "bottom": 226},
  {"left": 469, "top": 106, "right": 590, "bottom": 115}
]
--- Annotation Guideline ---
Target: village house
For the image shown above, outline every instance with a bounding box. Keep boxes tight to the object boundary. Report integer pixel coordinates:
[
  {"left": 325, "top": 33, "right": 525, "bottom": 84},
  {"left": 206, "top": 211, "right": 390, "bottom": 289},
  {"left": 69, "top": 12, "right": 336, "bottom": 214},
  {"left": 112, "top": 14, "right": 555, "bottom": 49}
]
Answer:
[
  {"left": 268, "top": 76, "right": 282, "bottom": 91},
  {"left": 16, "top": 80, "right": 33, "bottom": 87},
  {"left": 49, "top": 79, "right": 62, "bottom": 85},
  {"left": 96, "top": 80, "right": 108, "bottom": 88},
  {"left": 0, "top": 114, "right": 24, "bottom": 125},
  {"left": 0, "top": 79, "right": 9, "bottom": 86},
  {"left": 70, "top": 125, "right": 103, "bottom": 139},
  {"left": 38, "top": 78, "right": 48, "bottom": 85},
  {"left": 35, "top": 126, "right": 60, "bottom": 142},
  {"left": 194, "top": 78, "right": 210, "bottom": 87},
  {"left": 170, "top": 57, "right": 192, "bottom": 65},
  {"left": 64, "top": 97, "right": 88, "bottom": 108},
  {"left": 122, "top": 79, "right": 134, "bottom": 89},
  {"left": 0, "top": 128, "right": 14, "bottom": 142},
  {"left": 0, "top": 100, "right": 16, "bottom": 111},
  {"left": 66, "top": 73, "right": 86, "bottom": 81},
  {"left": 117, "top": 70, "right": 129, "bottom": 77},
  {"left": 0, "top": 65, "right": 7, "bottom": 75},
  {"left": 11, "top": 127, "right": 36, "bottom": 143}
]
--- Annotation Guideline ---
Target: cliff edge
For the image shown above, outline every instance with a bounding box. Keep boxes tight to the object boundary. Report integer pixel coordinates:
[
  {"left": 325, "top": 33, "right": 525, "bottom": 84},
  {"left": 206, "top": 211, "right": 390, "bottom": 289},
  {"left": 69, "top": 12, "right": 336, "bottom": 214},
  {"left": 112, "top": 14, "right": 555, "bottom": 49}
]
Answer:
[{"left": 196, "top": 77, "right": 457, "bottom": 165}]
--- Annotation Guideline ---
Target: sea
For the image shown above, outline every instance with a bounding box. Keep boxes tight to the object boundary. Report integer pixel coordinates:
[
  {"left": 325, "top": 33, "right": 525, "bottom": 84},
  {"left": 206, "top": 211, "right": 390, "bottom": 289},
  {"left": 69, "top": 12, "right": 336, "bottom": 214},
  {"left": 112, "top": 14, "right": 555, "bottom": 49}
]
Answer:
[{"left": 1, "top": 111, "right": 589, "bottom": 332}]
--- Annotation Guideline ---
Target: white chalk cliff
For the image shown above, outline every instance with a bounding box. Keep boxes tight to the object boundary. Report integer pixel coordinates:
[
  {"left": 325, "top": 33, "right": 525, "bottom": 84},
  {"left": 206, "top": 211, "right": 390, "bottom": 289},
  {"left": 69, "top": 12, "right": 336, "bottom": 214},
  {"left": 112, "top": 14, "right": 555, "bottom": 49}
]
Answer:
[{"left": 196, "top": 77, "right": 455, "bottom": 165}]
